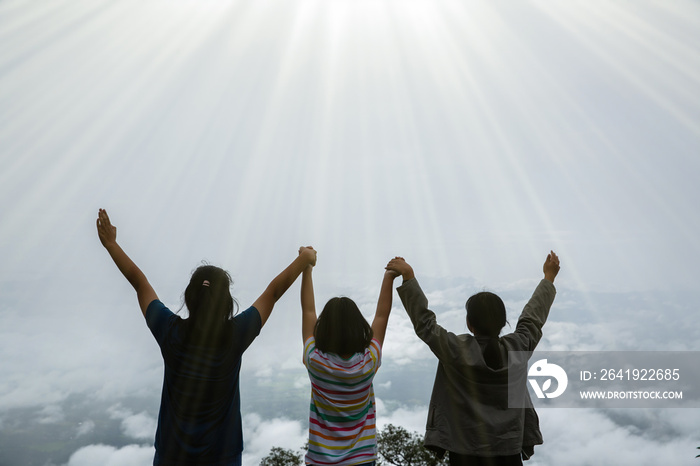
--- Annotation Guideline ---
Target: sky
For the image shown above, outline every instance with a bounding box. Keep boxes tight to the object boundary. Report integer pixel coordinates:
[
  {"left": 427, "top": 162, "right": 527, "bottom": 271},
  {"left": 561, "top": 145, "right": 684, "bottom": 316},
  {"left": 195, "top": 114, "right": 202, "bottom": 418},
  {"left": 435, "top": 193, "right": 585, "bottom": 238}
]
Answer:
[{"left": 1, "top": 0, "right": 699, "bottom": 464}]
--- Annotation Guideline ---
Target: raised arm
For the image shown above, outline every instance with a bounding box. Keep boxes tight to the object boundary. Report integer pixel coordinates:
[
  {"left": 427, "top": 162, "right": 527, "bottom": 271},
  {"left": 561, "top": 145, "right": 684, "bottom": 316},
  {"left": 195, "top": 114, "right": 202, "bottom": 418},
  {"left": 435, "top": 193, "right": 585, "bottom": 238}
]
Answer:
[
  {"left": 96, "top": 209, "right": 157, "bottom": 317},
  {"left": 389, "top": 257, "right": 466, "bottom": 363},
  {"left": 372, "top": 263, "right": 400, "bottom": 346},
  {"left": 511, "top": 251, "right": 560, "bottom": 350},
  {"left": 301, "top": 264, "right": 316, "bottom": 342},
  {"left": 253, "top": 246, "right": 317, "bottom": 328}
]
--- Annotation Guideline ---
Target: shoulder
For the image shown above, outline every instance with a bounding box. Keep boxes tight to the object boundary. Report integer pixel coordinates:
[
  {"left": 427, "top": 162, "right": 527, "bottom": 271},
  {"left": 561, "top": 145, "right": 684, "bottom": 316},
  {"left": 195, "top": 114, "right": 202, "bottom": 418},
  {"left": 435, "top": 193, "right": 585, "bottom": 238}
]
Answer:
[
  {"left": 364, "top": 338, "right": 382, "bottom": 369},
  {"left": 304, "top": 336, "right": 320, "bottom": 359},
  {"left": 500, "top": 328, "right": 535, "bottom": 351},
  {"left": 145, "top": 300, "right": 175, "bottom": 325},
  {"left": 145, "top": 300, "right": 180, "bottom": 343},
  {"left": 369, "top": 338, "right": 382, "bottom": 356},
  {"left": 303, "top": 337, "right": 325, "bottom": 368},
  {"left": 235, "top": 305, "right": 263, "bottom": 327},
  {"left": 231, "top": 306, "right": 263, "bottom": 343}
]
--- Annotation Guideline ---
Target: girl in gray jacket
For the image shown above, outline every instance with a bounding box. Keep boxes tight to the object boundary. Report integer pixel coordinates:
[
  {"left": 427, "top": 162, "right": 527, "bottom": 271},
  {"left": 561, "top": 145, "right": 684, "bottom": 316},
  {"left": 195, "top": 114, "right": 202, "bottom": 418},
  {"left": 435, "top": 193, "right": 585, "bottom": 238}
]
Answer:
[{"left": 386, "top": 252, "right": 560, "bottom": 466}]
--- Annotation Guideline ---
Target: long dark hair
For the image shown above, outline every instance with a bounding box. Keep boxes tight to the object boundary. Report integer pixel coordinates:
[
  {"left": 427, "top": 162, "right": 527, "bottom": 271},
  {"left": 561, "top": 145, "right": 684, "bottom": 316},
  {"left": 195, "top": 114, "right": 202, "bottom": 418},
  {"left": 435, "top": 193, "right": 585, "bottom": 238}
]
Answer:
[
  {"left": 183, "top": 265, "right": 237, "bottom": 341},
  {"left": 314, "top": 297, "right": 373, "bottom": 355},
  {"left": 466, "top": 292, "right": 507, "bottom": 369}
]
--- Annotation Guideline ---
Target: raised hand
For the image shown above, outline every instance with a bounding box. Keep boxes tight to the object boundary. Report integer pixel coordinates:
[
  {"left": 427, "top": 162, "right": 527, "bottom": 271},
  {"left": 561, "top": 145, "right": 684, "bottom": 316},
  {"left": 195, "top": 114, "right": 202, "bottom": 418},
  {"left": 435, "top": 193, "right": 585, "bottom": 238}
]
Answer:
[
  {"left": 96, "top": 208, "right": 117, "bottom": 248},
  {"left": 95, "top": 208, "right": 157, "bottom": 315},
  {"left": 386, "top": 256, "right": 414, "bottom": 282},
  {"left": 298, "top": 246, "right": 317, "bottom": 267},
  {"left": 543, "top": 250, "right": 560, "bottom": 283}
]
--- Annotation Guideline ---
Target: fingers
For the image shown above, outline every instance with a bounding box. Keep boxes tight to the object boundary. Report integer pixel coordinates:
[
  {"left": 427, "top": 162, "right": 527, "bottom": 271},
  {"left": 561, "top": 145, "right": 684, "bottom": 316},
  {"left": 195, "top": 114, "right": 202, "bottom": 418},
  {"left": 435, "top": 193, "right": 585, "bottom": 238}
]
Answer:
[
  {"left": 550, "top": 250, "right": 560, "bottom": 265},
  {"left": 386, "top": 257, "right": 405, "bottom": 267},
  {"left": 102, "top": 209, "right": 111, "bottom": 227},
  {"left": 97, "top": 208, "right": 111, "bottom": 228},
  {"left": 96, "top": 209, "right": 116, "bottom": 246},
  {"left": 96, "top": 209, "right": 107, "bottom": 230},
  {"left": 546, "top": 250, "right": 561, "bottom": 271},
  {"left": 299, "top": 246, "right": 317, "bottom": 266},
  {"left": 385, "top": 257, "right": 407, "bottom": 274}
]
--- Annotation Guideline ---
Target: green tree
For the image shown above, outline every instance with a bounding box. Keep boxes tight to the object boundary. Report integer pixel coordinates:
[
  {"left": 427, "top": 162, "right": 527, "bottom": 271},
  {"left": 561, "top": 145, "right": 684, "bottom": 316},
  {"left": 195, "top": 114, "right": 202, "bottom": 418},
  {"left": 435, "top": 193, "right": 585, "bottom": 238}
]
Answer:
[
  {"left": 377, "top": 424, "right": 448, "bottom": 466},
  {"left": 260, "top": 446, "right": 304, "bottom": 466},
  {"left": 263, "top": 424, "right": 447, "bottom": 466}
]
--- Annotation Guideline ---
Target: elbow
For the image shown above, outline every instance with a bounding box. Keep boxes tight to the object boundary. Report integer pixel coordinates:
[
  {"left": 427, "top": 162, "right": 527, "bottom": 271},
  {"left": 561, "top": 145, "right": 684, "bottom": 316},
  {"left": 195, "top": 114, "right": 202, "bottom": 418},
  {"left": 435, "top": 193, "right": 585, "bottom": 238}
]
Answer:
[
  {"left": 413, "top": 317, "right": 437, "bottom": 337},
  {"left": 267, "top": 284, "right": 284, "bottom": 304},
  {"left": 130, "top": 276, "right": 149, "bottom": 293}
]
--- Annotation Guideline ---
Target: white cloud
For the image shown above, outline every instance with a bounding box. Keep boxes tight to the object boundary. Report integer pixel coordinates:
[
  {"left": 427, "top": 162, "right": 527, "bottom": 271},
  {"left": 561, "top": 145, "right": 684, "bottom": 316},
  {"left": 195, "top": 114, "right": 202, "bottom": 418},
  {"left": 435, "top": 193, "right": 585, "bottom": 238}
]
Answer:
[
  {"left": 382, "top": 310, "right": 435, "bottom": 365},
  {"left": 530, "top": 408, "right": 699, "bottom": 466},
  {"left": 540, "top": 321, "right": 615, "bottom": 351},
  {"left": 376, "top": 403, "right": 429, "bottom": 436},
  {"left": 293, "top": 376, "right": 308, "bottom": 389},
  {"left": 424, "top": 287, "right": 463, "bottom": 309},
  {"left": 242, "top": 413, "right": 307, "bottom": 465},
  {"left": 0, "top": 290, "right": 163, "bottom": 413},
  {"left": 374, "top": 397, "right": 386, "bottom": 414},
  {"left": 121, "top": 412, "right": 157, "bottom": 441},
  {"left": 377, "top": 380, "right": 392, "bottom": 390},
  {"left": 64, "top": 444, "right": 154, "bottom": 466},
  {"left": 108, "top": 405, "right": 157, "bottom": 440}
]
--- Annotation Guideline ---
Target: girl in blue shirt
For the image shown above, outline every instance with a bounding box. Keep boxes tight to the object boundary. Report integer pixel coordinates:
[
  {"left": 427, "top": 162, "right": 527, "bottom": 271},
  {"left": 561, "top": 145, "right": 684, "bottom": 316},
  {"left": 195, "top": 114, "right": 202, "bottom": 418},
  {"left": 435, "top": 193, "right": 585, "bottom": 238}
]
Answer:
[{"left": 97, "top": 208, "right": 316, "bottom": 465}]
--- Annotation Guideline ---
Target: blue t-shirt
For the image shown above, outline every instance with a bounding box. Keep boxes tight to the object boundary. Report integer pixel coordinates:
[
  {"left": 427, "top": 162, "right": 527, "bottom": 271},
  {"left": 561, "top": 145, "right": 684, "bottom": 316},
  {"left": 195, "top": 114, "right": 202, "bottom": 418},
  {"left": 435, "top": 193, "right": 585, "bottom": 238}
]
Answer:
[{"left": 146, "top": 300, "right": 262, "bottom": 465}]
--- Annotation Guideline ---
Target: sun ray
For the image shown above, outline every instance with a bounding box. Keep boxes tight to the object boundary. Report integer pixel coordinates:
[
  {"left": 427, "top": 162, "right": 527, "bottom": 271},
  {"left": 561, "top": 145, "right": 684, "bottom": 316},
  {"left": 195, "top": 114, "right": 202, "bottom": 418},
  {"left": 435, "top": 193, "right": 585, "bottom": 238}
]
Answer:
[{"left": 1, "top": 0, "right": 699, "bottom": 293}]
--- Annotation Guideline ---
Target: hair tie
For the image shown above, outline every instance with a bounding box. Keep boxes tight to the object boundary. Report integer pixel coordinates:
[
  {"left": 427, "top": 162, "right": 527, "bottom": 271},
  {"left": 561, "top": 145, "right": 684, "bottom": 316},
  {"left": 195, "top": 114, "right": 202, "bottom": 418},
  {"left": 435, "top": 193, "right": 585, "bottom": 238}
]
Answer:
[{"left": 202, "top": 280, "right": 210, "bottom": 287}]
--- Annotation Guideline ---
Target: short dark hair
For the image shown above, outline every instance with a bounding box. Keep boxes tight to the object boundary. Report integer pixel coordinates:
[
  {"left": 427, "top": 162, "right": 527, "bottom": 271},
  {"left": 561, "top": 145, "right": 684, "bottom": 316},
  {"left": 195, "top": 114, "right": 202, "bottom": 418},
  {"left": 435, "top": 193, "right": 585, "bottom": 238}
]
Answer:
[{"left": 314, "top": 297, "right": 373, "bottom": 355}]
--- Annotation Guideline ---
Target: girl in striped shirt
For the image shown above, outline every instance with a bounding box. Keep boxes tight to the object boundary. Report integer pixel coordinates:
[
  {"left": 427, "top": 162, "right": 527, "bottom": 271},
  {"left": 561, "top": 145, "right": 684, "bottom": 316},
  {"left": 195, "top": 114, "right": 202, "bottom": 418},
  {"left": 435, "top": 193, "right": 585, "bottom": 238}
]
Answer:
[{"left": 300, "top": 250, "right": 399, "bottom": 466}]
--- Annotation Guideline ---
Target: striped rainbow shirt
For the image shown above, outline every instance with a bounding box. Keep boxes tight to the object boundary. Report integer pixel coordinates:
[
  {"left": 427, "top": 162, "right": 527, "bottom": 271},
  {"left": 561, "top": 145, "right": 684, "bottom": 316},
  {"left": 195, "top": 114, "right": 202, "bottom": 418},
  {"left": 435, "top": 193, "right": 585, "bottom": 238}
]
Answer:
[{"left": 303, "top": 336, "right": 382, "bottom": 466}]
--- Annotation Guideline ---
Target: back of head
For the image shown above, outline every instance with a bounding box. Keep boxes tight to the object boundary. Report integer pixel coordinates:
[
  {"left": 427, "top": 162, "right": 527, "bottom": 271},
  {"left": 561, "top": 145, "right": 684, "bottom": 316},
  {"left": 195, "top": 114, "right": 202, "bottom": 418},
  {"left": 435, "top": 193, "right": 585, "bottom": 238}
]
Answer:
[
  {"left": 314, "top": 297, "right": 373, "bottom": 355},
  {"left": 466, "top": 292, "right": 507, "bottom": 369},
  {"left": 184, "top": 265, "right": 236, "bottom": 342}
]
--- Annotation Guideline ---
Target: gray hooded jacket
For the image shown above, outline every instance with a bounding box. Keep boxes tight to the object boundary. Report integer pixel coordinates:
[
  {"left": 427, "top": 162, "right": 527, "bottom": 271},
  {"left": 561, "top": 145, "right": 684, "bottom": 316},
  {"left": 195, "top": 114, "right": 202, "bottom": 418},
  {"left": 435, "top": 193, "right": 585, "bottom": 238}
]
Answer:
[{"left": 396, "top": 278, "right": 556, "bottom": 457}]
